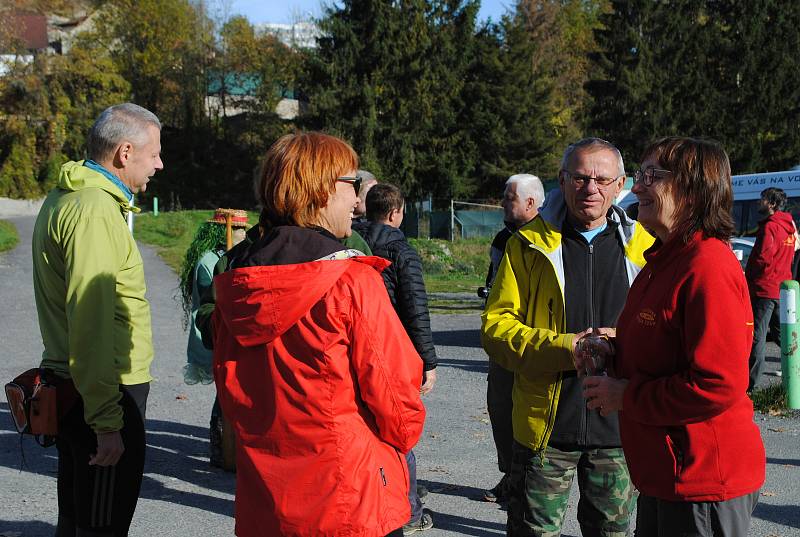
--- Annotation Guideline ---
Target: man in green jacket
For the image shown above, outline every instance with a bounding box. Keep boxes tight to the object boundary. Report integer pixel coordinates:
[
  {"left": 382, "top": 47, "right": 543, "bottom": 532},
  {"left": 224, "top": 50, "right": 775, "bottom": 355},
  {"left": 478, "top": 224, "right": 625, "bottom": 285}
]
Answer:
[
  {"left": 482, "top": 138, "right": 654, "bottom": 537},
  {"left": 32, "top": 102, "right": 163, "bottom": 536}
]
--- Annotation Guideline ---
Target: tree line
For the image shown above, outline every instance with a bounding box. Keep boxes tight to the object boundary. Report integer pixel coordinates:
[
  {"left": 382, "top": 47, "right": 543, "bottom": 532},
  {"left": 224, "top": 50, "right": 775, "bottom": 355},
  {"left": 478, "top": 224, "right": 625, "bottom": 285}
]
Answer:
[{"left": 0, "top": 0, "right": 798, "bottom": 208}]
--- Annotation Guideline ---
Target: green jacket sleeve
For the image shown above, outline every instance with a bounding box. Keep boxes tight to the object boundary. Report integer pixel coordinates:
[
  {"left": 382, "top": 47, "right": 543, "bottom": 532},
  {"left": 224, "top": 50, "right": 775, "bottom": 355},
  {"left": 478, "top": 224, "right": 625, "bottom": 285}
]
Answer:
[
  {"left": 480, "top": 237, "right": 576, "bottom": 377},
  {"left": 63, "top": 214, "right": 128, "bottom": 433},
  {"left": 343, "top": 230, "right": 372, "bottom": 255},
  {"left": 196, "top": 254, "right": 229, "bottom": 350}
]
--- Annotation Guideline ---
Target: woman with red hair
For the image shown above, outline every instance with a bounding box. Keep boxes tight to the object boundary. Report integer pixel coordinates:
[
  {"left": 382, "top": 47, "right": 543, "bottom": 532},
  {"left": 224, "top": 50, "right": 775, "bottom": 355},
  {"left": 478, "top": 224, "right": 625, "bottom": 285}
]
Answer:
[{"left": 212, "top": 132, "right": 426, "bottom": 536}]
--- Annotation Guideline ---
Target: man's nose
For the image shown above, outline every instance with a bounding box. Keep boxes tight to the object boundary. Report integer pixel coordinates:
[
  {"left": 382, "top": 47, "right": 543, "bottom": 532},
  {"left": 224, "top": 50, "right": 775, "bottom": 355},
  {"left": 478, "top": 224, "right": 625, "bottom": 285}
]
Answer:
[{"left": 584, "top": 178, "right": 600, "bottom": 194}]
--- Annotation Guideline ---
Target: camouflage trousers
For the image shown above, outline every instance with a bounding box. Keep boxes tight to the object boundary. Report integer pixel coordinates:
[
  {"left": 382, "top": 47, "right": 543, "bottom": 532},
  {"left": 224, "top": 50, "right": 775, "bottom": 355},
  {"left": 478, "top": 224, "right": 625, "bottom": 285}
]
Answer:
[{"left": 507, "top": 442, "right": 636, "bottom": 537}]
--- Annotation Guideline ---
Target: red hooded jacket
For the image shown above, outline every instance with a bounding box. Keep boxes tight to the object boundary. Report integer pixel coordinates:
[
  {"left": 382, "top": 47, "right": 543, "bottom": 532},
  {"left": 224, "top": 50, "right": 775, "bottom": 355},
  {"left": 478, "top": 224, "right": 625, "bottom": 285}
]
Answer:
[
  {"left": 212, "top": 249, "right": 425, "bottom": 537},
  {"left": 616, "top": 232, "right": 765, "bottom": 502},
  {"left": 745, "top": 210, "right": 796, "bottom": 299}
]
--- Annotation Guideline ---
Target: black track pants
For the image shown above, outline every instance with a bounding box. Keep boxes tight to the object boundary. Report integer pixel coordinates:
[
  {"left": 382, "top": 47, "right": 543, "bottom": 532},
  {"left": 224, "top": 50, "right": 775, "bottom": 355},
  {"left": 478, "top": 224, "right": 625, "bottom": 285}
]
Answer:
[{"left": 55, "top": 383, "right": 149, "bottom": 537}]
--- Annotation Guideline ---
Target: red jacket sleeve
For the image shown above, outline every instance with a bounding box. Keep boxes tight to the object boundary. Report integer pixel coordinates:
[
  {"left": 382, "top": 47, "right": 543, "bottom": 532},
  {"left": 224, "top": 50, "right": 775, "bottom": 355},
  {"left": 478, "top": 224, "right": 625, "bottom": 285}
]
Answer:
[
  {"left": 745, "top": 221, "right": 780, "bottom": 279},
  {"left": 348, "top": 269, "right": 426, "bottom": 452},
  {"left": 623, "top": 258, "right": 751, "bottom": 426}
]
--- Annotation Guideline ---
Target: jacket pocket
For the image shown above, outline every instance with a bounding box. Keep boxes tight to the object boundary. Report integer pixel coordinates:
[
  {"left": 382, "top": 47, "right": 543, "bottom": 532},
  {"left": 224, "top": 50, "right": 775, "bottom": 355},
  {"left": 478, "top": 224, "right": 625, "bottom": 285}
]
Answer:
[{"left": 665, "top": 427, "right": 685, "bottom": 478}]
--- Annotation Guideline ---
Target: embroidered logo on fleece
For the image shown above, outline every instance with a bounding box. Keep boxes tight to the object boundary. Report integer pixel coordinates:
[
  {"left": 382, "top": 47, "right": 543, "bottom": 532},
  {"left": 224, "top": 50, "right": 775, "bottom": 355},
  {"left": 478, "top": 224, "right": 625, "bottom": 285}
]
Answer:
[{"left": 637, "top": 308, "right": 656, "bottom": 327}]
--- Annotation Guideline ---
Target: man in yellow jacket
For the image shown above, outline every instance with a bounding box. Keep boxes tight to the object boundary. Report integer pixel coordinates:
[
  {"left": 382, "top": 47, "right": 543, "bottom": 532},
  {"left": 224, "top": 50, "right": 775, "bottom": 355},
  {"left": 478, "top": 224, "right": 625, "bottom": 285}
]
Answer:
[
  {"left": 481, "top": 138, "right": 653, "bottom": 537},
  {"left": 32, "top": 103, "right": 163, "bottom": 536}
]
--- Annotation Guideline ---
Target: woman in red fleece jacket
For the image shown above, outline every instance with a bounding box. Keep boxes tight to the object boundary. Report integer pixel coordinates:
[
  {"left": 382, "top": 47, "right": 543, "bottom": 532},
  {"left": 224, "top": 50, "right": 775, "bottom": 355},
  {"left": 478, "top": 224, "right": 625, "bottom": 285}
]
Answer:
[{"left": 582, "top": 137, "right": 765, "bottom": 537}]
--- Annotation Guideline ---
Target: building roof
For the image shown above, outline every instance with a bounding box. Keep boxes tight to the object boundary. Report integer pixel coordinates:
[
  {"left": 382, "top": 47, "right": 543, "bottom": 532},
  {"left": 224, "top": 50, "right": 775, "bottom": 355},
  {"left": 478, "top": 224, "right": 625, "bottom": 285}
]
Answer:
[
  {"left": 207, "top": 72, "right": 261, "bottom": 97},
  {"left": 1, "top": 12, "right": 49, "bottom": 52}
]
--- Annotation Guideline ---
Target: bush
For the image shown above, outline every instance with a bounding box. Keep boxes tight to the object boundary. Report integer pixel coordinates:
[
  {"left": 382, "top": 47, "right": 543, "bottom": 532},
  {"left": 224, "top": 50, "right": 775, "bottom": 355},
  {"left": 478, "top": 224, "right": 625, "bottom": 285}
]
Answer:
[
  {"left": 751, "top": 382, "right": 789, "bottom": 415},
  {"left": 0, "top": 220, "right": 20, "bottom": 252}
]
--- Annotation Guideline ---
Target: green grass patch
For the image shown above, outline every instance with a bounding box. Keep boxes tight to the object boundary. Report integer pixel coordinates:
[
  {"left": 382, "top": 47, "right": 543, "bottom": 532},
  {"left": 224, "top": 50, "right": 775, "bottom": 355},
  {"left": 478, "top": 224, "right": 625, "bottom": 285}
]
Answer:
[
  {"left": 0, "top": 220, "right": 20, "bottom": 252},
  {"left": 134, "top": 210, "right": 257, "bottom": 271},
  {"left": 750, "top": 381, "right": 789, "bottom": 415},
  {"left": 409, "top": 237, "right": 489, "bottom": 277},
  {"left": 424, "top": 274, "right": 484, "bottom": 294},
  {"left": 416, "top": 237, "right": 489, "bottom": 295},
  {"left": 133, "top": 211, "right": 492, "bottom": 295},
  {"left": 428, "top": 298, "right": 485, "bottom": 314}
]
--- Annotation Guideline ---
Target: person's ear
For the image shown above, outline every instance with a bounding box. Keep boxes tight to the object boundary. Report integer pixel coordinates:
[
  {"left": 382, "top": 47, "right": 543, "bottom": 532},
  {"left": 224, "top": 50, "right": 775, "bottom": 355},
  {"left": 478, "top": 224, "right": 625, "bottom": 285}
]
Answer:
[
  {"left": 114, "top": 141, "right": 134, "bottom": 168},
  {"left": 526, "top": 197, "right": 535, "bottom": 211}
]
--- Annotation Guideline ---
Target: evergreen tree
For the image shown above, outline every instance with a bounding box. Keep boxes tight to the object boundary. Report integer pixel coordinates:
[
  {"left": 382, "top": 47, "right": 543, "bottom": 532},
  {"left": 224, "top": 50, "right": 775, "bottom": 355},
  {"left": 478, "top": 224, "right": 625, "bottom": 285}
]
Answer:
[
  {"left": 301, "top": 0, "right": 479, "bottom": 201},
  {"left": 713, "top": 0, "right": 800, "bottom": 172},
  {"left": 588, "top": 0, "right": 800, "bottom": 172},
  {"left": 518, "top": 0, "right": 609, "bottom": 165},
  {"left": 586, "top": 0, "right": 658, "bottom": 162},
  {"left": 460, "top": 10, "right": 558, "bottom": 197}
]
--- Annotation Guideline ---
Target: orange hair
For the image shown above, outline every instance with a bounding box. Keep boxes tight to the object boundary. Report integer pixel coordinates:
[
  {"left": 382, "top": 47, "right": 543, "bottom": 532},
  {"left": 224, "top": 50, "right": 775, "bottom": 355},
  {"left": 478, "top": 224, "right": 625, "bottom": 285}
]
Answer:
[{"left": 257, "top": 132, "right": 359, "bottom": 228}]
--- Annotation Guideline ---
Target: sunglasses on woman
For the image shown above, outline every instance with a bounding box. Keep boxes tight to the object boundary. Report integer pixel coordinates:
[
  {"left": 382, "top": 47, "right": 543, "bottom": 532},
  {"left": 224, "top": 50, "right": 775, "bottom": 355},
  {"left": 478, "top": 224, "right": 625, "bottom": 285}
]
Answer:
[{"left": 336, "top": 177, "right": 362, "bottom": 195}]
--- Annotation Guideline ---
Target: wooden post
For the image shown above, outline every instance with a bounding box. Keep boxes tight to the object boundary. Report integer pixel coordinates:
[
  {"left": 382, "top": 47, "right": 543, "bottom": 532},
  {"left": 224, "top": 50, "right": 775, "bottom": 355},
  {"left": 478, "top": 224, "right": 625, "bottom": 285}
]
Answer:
[
  {"left": 221, "top": 210, "right": 237, "bottom": 471},
  {"left": 225, "top": 213, "right": 233, "bottom": 250}
]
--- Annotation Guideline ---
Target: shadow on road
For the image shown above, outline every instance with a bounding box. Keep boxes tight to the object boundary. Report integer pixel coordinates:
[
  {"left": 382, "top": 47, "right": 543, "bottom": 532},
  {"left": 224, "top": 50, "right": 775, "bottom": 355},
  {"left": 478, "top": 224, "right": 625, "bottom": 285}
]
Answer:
[
  {"left": 435, "top": 358, "right": 488, "bottom": 374},
  {"left": 0, "top": 405, "right": 235, "bottom": 518},
  {"left": 419, "top": 478, "right": 502, "bottom": 503},
  {"left": 141, "top": 418, "right": 235, "bottom": 516},
  {"left": 433, "top": 329, "right": 482, "bottom": 348},
  {"left": 754, "top": 502, "right": 800, "bottom": 529},
  {"left": 0, "top": 519, "right": 55, "bottom": 535},
  {"left": 425, "top": 510, "right": 505, "bottom": 536},
  {"left": 767, "top": 457, "right": 800, "bottom": 467}
]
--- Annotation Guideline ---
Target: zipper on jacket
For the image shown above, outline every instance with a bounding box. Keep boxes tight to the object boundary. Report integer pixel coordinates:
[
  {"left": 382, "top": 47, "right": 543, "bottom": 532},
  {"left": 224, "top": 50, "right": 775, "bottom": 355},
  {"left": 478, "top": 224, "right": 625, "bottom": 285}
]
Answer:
[
  {"left": 521, "top": 233, "right": 566, "bottom": 466},
  {"left": 379, "top": 467, "right": 387, "bottom": 486},
  {"left": 587, "top": 243, "right": 595, "bottom": 329},
  {"left": 581, "top": 243, "right": 595, "bottom": 446},
  {"left": 535, "top": 371, "right": 562, "bottom": 467},
  {"left": 548, "top": 299, "right": 554, "bottom": 329}
]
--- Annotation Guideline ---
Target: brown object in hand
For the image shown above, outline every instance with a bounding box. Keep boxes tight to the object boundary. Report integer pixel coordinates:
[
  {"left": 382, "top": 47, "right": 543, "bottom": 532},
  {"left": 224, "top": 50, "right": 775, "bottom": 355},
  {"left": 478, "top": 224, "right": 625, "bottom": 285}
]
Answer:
[
  {"left": 30, "top": 383, "right": 58, "bottom": 436},
  {"left": 5, "top": 368, "right": 64, "bottom": 445}
]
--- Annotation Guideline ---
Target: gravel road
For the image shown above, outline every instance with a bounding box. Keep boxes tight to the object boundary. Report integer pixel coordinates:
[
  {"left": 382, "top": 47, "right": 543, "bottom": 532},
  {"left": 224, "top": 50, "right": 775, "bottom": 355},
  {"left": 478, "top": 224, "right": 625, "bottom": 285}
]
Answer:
[{"left": 1, "top": 214, "right": 798, "bottom": 536}]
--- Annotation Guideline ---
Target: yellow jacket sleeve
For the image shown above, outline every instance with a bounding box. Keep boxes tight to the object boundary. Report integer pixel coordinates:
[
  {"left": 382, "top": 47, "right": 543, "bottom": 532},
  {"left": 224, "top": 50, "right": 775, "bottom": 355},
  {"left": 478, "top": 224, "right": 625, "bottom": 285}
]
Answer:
[{"left": 481, "top": 237, "right": 576, "bottom": 377}]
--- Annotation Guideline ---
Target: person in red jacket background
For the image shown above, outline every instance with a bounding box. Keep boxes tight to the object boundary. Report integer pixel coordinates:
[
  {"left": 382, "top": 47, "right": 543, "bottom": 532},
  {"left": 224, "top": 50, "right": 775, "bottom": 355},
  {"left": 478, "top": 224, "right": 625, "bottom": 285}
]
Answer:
[
  {"left": 212, "top": 132, "right": 426, "bottom": 537},
  {"left": 582, "top": 137, "right": 765, "bottom": 537},
  {"left": 745, "top": 187, "right": 796, "bottom": 390}
]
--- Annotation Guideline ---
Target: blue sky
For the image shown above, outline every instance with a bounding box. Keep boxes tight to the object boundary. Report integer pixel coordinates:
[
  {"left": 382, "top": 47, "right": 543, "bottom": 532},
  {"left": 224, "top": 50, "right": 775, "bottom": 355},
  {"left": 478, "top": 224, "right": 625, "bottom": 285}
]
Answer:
[{"left": 227, "top": 0, "right": 512, "bottom": 25}]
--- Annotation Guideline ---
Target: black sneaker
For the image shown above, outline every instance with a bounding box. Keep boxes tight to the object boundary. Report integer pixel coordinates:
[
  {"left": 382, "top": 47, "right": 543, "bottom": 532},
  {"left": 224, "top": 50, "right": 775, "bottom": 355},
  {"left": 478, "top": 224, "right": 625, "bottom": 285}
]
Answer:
[
  {"left": 403, "top": 511, "right": 434, "bottom": 534},
  {"left": 483, "top": 474, "right": 510, "bottom": 503}
]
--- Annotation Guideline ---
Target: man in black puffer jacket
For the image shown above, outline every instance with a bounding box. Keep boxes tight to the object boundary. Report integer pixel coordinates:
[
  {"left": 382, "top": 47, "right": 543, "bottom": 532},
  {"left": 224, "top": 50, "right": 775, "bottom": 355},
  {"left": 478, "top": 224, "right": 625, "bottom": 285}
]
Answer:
[{"left": 352, "top": 183, "right": 437, "bottom": 535}]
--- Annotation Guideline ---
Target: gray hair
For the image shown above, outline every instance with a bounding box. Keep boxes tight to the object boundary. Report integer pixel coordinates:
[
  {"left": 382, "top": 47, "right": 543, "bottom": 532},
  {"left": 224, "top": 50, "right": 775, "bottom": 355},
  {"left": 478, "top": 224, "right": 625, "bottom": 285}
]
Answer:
[
  {"left": 506, "top": 174, "right": 544, "bottom": 208},
  {"left": 356, "top": 169, "right": 378, "bottom": 204},
  {"left": 87, "top": 103, "right": 161, "bottom": 162},
  {"left": 560, "top": 137, "right": 625, "bottom": 177},
  {"left": 356, "top": 169, "right": 376, "bottom": 183}
]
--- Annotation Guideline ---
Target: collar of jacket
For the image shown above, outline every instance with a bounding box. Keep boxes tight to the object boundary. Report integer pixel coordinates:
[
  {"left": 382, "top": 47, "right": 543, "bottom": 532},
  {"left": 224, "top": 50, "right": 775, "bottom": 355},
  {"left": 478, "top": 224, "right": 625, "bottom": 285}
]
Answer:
[
  {"left": 83, "top": 159, "right": 134, "bottom": 203},
  {"left": 58, "top": 160, "right": 140, "bottom": 215},
  {"left": 529, "top": 189, "right": 652, "bottom": 261},
  {"left": 512, "top": 191, "right": 654, "bottom": 295}
]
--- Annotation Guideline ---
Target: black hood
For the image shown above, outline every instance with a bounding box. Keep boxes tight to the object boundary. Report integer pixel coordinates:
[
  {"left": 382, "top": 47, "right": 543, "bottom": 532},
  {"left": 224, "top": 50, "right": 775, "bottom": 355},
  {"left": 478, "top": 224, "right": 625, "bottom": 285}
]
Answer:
[{"left": 352, "top": 221, "right": 406, "bottom": 252}]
